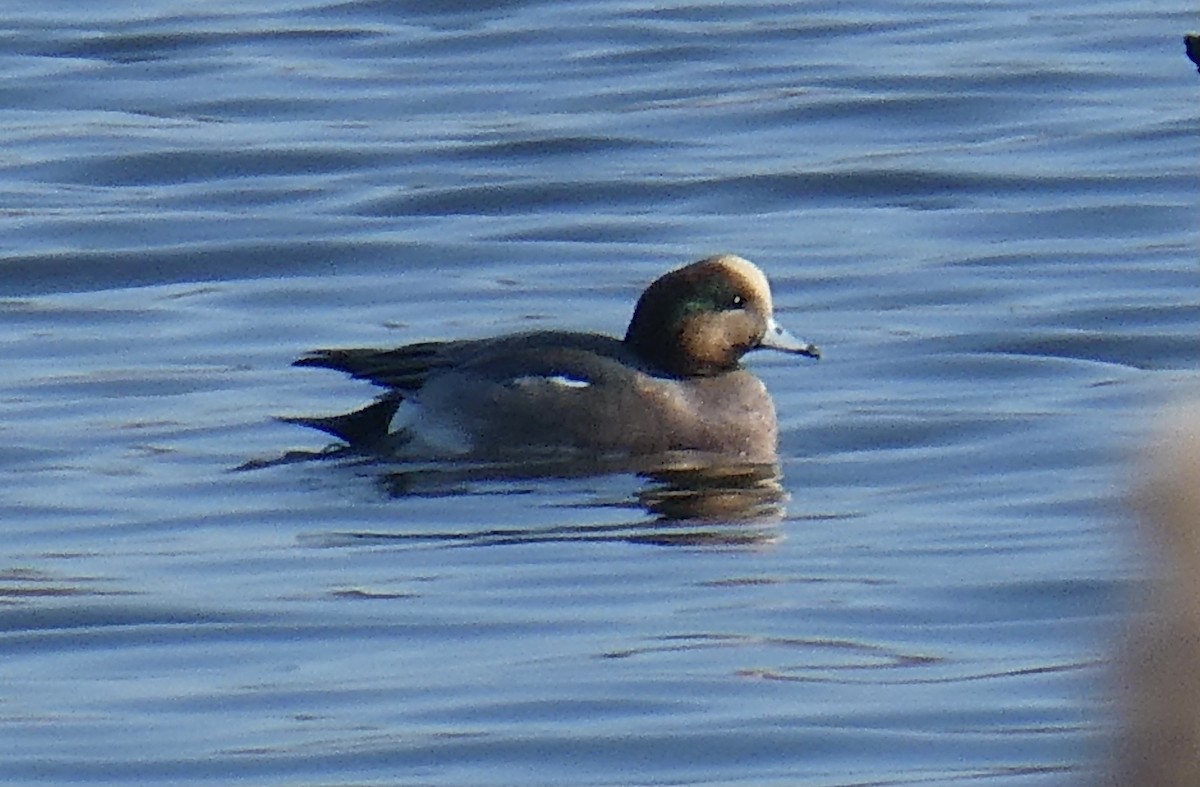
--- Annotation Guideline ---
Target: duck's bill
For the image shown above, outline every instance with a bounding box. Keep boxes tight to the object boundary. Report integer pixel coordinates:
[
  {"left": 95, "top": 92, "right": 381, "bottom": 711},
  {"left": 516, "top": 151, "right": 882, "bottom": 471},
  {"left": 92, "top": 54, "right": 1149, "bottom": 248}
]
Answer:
[{"left": 761, "top": 317, "right": 821, "bottom": 359}]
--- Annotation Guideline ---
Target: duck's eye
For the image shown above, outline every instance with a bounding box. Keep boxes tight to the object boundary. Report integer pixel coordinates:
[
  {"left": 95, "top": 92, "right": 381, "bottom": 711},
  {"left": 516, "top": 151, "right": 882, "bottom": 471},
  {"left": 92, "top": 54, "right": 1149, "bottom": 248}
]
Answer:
[{"left": 727, "top": 293, "right": 746, "bottom": 310}]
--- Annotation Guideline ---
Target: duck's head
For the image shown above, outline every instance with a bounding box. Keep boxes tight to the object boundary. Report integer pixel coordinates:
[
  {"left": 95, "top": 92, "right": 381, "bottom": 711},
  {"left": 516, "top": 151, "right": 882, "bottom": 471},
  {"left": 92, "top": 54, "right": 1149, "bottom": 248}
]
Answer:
[{"left": 624, "top": 254, "right": 820, "bottom": 377}]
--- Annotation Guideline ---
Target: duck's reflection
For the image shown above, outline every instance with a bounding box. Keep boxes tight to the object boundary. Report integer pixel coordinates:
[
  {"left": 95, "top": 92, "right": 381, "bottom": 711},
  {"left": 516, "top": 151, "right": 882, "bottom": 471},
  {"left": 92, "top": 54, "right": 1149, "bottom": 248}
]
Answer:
[
  {"left": 634, "top": 461, "right": 787, "bottom": 524},
  {"left": 246, "top": 447, "right": 792, "bottom": 546},
  {"left": 379, "top": 453, "right": 788, "bottom": 539}
]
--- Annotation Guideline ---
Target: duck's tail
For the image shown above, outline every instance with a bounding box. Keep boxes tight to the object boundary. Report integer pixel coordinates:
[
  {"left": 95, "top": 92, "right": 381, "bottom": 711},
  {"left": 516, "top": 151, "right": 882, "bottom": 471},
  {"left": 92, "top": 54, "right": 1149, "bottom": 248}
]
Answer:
[{"left": 280, "top": 396, "right": 403, "bottom": 449}]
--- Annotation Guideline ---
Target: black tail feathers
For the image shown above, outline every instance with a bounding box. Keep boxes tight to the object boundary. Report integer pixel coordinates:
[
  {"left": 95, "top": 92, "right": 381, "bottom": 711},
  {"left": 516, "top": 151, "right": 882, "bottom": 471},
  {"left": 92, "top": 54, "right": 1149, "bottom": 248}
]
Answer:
[{"left": 281, "top": 397, "right": 403, "bottom": 449}]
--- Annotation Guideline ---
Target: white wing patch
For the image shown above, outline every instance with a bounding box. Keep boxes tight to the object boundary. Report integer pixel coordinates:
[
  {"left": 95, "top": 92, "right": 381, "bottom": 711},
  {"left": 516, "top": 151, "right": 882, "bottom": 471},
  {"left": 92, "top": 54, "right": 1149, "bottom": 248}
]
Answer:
[
  {"left": 511, "top": 374, "right": 591, "bottom": 390},
  {"left": 388, "top": 399, "right": 472, "bottom": 455}
]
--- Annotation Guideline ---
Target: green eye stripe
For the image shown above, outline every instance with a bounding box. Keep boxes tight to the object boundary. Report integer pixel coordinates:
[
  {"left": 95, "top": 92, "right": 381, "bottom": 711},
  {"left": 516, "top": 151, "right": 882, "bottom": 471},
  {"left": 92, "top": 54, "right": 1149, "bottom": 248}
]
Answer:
[{"left": 677, "top": 282, "right": 744, "bottom": 317}]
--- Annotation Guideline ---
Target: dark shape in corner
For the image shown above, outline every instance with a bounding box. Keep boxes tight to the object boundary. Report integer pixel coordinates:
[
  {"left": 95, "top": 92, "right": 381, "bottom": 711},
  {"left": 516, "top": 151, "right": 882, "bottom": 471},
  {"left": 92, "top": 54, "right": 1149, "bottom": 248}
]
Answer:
[{"left": 1186, "top": 34, "right": 1200, "bottom": 73}]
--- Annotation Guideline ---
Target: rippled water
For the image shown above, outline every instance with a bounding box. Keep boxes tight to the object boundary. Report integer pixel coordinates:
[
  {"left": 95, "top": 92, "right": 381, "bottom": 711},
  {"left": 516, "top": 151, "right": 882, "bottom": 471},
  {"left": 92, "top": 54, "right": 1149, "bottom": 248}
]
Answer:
[{"left": 1, "top": 2, "right": 1197, "bottom": 785}]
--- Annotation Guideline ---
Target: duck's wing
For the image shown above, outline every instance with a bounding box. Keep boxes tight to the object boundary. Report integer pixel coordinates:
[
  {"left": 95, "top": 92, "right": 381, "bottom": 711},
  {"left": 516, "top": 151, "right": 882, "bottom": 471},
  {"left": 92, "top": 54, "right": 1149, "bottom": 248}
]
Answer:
[
  {"left": 293, "top": 340, "right": 470, "bottom": 393},
  {"left": 293, "top": 333, "right": 625, "bottom": 393}
]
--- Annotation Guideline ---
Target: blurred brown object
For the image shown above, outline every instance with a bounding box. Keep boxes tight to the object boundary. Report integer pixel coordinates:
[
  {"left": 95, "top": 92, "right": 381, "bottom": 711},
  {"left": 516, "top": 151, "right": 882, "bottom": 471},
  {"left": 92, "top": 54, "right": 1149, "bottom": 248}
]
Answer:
[{"left": 1107, "top": 400, "right": 1200, "bottom": 786}]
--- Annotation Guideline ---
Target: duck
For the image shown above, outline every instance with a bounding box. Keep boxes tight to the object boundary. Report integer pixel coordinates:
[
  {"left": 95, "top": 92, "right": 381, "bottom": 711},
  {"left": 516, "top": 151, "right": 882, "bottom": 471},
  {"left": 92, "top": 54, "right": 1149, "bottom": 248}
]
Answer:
[{"left": 288, "top": 254, "right": 819, "bottom": 464}]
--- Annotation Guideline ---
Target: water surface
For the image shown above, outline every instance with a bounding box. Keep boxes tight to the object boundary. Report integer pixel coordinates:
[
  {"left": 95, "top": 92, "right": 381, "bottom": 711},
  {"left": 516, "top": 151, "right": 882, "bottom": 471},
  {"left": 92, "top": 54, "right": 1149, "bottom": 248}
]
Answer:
[{"left": 1, "top": 1, "right": 1197, "bottom": 785}]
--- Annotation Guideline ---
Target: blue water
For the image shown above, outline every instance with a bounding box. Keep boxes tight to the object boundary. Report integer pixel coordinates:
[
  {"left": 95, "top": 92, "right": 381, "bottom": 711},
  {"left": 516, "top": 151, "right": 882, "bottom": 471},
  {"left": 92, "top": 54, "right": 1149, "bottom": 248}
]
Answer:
[{"left": 1, "top": 2, "right": 1197, "bottom": 785}]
